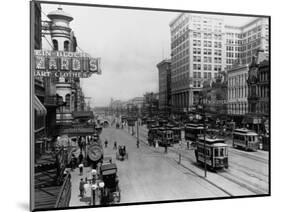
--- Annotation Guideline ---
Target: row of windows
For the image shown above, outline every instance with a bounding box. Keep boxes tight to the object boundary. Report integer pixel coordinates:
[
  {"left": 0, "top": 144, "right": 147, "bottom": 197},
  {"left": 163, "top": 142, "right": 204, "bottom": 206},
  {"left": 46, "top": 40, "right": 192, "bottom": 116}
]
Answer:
[
  {"left": 192, "top": 63, "right": 222, "bottom": 71},
  {"left": 52, "top": 39, "right": 70, "bottom": 51},
  {"left": 172, "top": 64, "right": 189, "bottom": 76},
  {"left": 249, "top": 102, "right": 269, "bottom": 114},
  {"left": 249, "top": 86, "right": 269, "bottom": 98},
  {"left": 193, "top": 71, "right": 213, "bottom": 79},
  {"left": 193, "top": 40, "right": 222, "bottom": 47},
  {"left": 172, "top": 41, "right": 189, "bottom": 56},
  {"left": 227, "top": 103, "right": 248, "bottom": 115},
  {"left": 228, "top": 74, "right": 248, "bottom": 87},
  {"left": 228, "top": 87, "right": 248, "bottom": 99}
]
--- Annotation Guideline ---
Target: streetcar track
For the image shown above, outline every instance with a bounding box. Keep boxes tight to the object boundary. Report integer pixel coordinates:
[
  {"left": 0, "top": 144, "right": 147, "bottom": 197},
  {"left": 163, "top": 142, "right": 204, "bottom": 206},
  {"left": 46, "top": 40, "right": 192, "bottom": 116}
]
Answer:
[
  {"left": 168, "top": 146, "right": 268, "bottom": 195},
  {"left": 216, "top": 171, "right": 268, "bottom": 195},
  {"left": 229, "top": 161, "right": 268, "bottom": 179},
  {"left": 120, "top": 127, "right": 269, "bottom": 196},
  {"left": 228, "top": 148, "right": 268, "bottom": 164},
  {"left": 135, "top": 133, "right": 233, "bottom": 197}
]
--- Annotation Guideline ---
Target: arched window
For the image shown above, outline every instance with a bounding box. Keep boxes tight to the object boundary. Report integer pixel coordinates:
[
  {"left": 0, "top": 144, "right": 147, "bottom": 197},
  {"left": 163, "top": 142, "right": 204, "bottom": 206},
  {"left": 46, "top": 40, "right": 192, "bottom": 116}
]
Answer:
[
  {"left": 64, "top": 40, "right": 69, "bottom": 51},
  {"left": 53, "top": 39, "right": 58, "bottom": 51}
]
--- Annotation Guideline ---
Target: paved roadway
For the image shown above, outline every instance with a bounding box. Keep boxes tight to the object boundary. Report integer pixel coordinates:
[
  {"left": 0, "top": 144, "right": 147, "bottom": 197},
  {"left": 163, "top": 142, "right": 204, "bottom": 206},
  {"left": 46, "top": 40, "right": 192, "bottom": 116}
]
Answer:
[
  {"left": 68, "top": 118, "right": 269, "bottom": 207},
  {"left": 100, "top": 126, "right": 230, "bottom": 204},
  {"left": 136, "top": 124, "right": 269, "bottom": 196}
]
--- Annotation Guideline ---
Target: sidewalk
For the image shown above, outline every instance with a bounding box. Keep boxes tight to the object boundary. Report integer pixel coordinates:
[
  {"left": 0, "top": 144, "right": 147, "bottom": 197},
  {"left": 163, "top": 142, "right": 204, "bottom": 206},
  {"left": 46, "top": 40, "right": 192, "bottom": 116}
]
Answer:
[{"left": 69, "top": 167, "right": 93, "bottom": 207}]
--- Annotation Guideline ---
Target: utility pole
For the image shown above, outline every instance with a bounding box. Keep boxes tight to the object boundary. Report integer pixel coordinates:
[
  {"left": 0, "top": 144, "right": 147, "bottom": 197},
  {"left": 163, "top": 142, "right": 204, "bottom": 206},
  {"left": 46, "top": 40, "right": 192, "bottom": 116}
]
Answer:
[{"left": 203, "top": 102, "right": 207, "bottom": 178}]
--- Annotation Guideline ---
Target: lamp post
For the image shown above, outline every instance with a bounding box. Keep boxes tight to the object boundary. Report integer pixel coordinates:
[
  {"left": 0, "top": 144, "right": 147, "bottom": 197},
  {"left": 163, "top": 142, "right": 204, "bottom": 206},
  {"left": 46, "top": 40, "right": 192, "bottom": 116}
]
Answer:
[{"left": 136, "top": 117, "right": 139, "bottom": 148}]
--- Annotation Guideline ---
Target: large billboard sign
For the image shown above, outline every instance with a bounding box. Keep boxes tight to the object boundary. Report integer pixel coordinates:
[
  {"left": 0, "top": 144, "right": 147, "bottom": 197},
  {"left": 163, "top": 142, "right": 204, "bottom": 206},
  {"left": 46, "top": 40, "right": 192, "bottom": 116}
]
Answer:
[{"left": 34, "top": 50, "right": 101, "bottom": 78}]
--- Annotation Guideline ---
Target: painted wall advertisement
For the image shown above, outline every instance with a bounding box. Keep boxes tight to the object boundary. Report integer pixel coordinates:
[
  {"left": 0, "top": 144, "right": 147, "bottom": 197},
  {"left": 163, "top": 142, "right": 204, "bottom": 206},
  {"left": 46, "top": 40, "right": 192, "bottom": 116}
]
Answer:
[{"left": 34, "top": 50, "right": 101, "bottom": 78}]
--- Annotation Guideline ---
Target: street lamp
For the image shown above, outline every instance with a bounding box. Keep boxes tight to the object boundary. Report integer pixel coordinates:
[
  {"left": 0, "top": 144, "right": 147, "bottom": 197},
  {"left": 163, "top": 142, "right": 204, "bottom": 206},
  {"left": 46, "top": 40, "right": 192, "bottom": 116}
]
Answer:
[{"left": 91, "top": 179, "right": 104, "bottom": 205}]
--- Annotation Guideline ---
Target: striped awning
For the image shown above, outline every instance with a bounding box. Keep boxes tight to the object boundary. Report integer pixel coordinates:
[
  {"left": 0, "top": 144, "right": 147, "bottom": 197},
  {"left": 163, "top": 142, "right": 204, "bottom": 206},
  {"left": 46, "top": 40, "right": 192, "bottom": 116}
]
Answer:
[{"left": 34, "top": 95, "right": 47, "bottom": 116}]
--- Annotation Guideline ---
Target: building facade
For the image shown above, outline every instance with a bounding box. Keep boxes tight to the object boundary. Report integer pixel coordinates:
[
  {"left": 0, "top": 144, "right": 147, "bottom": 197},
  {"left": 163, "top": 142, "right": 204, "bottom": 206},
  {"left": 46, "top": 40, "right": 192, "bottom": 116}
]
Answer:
[
  {"left": 46, "top": 7, "right": 85, "bottom": 125},
  {"left": 157, "top": 59, "right": 171, "bottom": 114},
  {"left": 246, "top": 50, "right": 269, "bottom": 133},
  {"left": 225, "top": 18, "right": 269, "bottom": 70},
  {"left": 227, "top": 64, "right": 249, "bottom": 125},
  {"left": 169, "top": 14, "right": 269, "bottom": 113},
  {"left": 169, "top": 14, "right": 226, "bottom": 113}
]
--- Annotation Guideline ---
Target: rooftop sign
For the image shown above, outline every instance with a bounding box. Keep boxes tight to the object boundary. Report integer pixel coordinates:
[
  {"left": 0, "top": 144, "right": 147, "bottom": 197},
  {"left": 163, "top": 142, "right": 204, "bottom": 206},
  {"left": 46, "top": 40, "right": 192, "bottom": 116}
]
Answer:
[{"left": 34, "top": 50, "right": 101, "bottom": 78}]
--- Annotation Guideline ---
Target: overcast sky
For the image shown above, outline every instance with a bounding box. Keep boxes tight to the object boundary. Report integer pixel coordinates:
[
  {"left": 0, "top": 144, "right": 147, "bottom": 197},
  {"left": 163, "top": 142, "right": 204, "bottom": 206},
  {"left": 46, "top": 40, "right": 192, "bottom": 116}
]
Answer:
[{"left": 41, "top": 3, "right": 259, "bottom": 107}]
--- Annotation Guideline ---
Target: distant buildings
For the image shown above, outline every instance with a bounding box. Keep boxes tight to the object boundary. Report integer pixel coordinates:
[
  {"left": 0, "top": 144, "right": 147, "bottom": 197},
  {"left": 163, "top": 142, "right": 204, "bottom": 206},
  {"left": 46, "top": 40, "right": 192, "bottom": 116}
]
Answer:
[{"left": 157, "top": 59, "right": 171, "bottom": 114}]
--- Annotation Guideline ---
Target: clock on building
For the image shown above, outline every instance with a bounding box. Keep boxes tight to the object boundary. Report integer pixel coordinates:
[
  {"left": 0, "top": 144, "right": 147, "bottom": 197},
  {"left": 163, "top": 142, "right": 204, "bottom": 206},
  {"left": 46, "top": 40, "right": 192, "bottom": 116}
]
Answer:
[{"left": 88, "top": 144, "right": 103, "bottom": 161}]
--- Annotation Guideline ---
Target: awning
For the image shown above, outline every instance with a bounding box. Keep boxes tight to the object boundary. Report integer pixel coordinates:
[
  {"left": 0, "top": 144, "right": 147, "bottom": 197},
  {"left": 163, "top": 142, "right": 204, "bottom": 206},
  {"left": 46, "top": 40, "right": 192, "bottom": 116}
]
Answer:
[{"left": 34, "top": 95, "right": 47, "bottom": 116}]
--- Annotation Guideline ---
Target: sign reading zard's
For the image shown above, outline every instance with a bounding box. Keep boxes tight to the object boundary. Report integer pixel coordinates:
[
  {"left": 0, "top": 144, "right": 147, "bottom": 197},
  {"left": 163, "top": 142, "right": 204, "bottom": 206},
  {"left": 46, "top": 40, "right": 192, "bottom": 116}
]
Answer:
[{"left": 34, "top": 50, "right": 101, "bottom": 78}]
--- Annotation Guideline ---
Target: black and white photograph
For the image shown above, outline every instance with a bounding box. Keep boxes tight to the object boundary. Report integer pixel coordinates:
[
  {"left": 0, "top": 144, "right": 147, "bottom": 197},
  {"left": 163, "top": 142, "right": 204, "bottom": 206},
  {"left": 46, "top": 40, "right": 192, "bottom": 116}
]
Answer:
[{"left": 30, "top": 0, "right": 270, "bottom": 211}]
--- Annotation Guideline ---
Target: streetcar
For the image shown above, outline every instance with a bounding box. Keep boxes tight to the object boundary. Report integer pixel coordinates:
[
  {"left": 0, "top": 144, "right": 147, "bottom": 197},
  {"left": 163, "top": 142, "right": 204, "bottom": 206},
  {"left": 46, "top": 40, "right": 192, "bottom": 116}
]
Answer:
[
  {"left": 232, "top": 128, "right": 259, "bottom": 151},
  {"left": 195, "top": 136, "right": 228, "bottom": 169},
  {"left": 147, "top": 126, "right": 159, "bottom": 146},
  {"left": 171, "top": 126, "right": 181, "bottom": 144},
  {"left": 156, "top": 127, "right": 174, "bottom": 147},
  {"left": 185, "top": 123, "right": 204, "bottom": 142}
]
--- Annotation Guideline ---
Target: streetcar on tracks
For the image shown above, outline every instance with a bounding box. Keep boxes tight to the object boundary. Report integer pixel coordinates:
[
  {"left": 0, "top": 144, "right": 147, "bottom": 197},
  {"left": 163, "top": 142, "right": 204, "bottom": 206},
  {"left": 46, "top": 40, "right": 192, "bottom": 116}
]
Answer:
[
  {"left": 148, "top": 126, "right": 174, "bottom": 147},
  {"left": 232, "top": 128, "right": 259, "bottom": 151},
  {"left": 195, "top": 136, "right": 228, "bottom": 169},
  {"left": 185, "top": 123, "right": 204, "bottom": 142},
  {"left": 156, "top": 127, "right": 174, "bottom": 147},
  {"left": 148, "top": 126, "right": 159, "bottom": 146}
]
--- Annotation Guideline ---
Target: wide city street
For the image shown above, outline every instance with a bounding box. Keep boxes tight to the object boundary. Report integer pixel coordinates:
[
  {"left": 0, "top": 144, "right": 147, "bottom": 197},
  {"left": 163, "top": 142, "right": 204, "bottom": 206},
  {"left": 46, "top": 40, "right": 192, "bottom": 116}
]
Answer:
[{"left": 93, "top": 120, "right": 269, "bottom": 204}]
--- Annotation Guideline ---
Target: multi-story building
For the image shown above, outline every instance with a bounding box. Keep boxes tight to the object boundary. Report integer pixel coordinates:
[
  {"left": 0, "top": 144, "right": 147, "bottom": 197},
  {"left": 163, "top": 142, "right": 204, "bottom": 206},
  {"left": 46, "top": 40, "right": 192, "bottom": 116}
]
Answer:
[
  {"left": 169, "top": 14, "right": 225, "bottom": 113},
  {"left": 157, "top": 59, "right": 171, "bottom": 114},
  {"left": 46, "top": 7, "right": 85, "bottom": 125},
  {"left": 142, "top": 92, "right": 159, "bottom": 117},
  {"left": 246, "top": 50, "right": 269, "bottom": 133},
  {"left": 227, "top": 64, "right": 249, "bottom": 126},
  {"left": 169, "top": 14, "right": 269, "bottom": 113},
  {"left": 225, "top": 18, "right": 269, "bottom": 69}
]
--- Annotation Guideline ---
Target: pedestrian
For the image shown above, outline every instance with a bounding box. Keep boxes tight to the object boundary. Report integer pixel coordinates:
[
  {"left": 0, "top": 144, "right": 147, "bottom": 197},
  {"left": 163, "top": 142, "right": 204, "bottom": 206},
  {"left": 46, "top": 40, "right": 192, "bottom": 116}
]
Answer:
[
  {"left": 79, "top": 163, "right": 84, "bottom": 176},
  {"left": 104, "top": 140, "right": 108, "bottom": 148},
  {"left": 113, "top": 141, "right": 117, "bottom": 150},
  {"left": 91, "top": 169, "right": 97, "bottom": 184},
  {"left": 78, "top": 152, "right": 83, "bottom": 164},
  {"left": 164, "top": 144, "right": 168, "bottom": 153},
  {"left": 84, "top": 177, "right": 89, "bottom": 196},
  {"left": 79, "top": 178, "right": 85, "bottom": 197}
]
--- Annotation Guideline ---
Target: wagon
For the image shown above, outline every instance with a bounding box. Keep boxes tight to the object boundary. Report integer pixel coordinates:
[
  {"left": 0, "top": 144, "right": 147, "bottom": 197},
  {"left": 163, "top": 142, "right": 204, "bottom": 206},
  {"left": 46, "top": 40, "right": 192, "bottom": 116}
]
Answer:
[
  {"left": 116, "top": 145, "right": 128, "bottom": 161},
  {"left": 100, "top": 163, "right": 120, "bottom": 204}
]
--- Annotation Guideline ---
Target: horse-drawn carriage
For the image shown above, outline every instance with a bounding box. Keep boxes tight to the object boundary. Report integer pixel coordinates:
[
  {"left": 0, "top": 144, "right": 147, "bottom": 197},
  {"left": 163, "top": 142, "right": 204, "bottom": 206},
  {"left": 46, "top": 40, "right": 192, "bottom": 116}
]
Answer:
[{"left": 116, "top": 145, "right": 128, "bottom": 161}]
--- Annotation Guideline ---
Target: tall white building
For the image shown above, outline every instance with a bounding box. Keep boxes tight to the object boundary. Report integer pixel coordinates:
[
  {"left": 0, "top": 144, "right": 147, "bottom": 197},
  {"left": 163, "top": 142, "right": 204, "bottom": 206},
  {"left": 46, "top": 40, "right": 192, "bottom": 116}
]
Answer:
[
  {"left": 169, "top": 14, "right": 269, "bottom": 113},
  {"left": 169, "top": 14, "right": 225, "bottom": 113}
]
